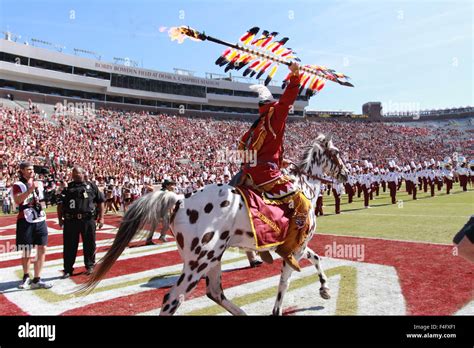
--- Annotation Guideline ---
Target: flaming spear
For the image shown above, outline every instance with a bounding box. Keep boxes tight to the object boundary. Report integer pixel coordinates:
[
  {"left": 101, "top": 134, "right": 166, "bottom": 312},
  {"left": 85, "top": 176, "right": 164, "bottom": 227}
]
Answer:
[{"left": 168, "top": 26, "right": 353, "bottom": 98}]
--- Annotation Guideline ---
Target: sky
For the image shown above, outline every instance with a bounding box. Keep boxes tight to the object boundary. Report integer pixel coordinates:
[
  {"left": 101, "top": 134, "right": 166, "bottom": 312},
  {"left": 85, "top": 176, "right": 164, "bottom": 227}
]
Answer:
[{"left": 0, "top": 0, "right": 472, "bottom": 113}]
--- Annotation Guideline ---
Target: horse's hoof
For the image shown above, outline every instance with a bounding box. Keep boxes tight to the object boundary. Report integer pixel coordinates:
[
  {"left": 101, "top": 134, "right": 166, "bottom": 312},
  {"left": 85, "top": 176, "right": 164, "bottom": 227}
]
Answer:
[{"left": 319, "top": 288, "right": 331, "bottom": 300}]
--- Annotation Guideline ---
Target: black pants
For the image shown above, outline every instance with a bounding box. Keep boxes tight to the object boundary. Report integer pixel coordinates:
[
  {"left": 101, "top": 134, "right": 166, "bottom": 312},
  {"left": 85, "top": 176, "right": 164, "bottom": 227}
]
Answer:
[
  {"left": 430, "top": 182, "right": 435, "bottom": 196},
  {"left": 63, "top": 219, "right": 96, "bottom": 273},
  {"left": 459, "top": 175, "right": 468, "bottom": 191},
  {"left": 388, "top": 182, "right": 397, "bottom": 204},
  {"left": 332, "top": 189, "right": 341, "bottom": 214},
  {"left": 345, "top": 183, "right": 354, "bottom": 203},
  {"left": 362, "top": 185, "right": 370, "bottom": 207}
]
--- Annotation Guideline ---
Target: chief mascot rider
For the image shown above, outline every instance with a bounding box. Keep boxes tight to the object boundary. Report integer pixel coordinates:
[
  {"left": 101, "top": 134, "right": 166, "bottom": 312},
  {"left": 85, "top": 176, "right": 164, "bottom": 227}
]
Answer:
[{"left": 237, "top": 62, "right": 310, "bottom": 272}]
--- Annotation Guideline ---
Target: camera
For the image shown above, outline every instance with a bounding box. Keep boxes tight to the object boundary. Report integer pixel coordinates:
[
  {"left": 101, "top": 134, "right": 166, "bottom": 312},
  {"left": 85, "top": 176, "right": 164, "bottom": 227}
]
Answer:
[
  {"left": 33, "top": 203, "right": 43, "bottom": 215},
  {"left": 33, "top": 165, "right": 50, "bottom": 175}
]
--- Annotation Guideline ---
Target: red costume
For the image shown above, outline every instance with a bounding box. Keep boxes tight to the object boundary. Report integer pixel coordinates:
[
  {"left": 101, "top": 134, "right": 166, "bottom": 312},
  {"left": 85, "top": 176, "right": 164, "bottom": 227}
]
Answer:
[{"left": 239, "top": 73, "right": 300, "bottom": 198}]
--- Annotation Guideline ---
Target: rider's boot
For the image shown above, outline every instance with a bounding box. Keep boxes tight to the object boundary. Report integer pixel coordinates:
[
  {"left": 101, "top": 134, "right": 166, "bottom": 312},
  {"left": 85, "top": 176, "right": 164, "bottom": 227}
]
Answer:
[{"left": 275, "top": 191, "right": 312, "bottom": 272}]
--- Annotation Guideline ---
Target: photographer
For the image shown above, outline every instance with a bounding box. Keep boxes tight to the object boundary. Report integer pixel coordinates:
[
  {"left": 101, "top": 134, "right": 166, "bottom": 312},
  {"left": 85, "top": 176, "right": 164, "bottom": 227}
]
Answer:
[{"left": 12, "top": 161, "right": 52, "bottom": 289}]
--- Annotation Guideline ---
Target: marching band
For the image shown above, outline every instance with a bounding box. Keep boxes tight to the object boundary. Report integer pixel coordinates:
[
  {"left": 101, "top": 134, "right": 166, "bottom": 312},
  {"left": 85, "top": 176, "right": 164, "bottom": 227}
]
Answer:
[{"left": 325, "top": 155, "right": 472, "bottom": 214}]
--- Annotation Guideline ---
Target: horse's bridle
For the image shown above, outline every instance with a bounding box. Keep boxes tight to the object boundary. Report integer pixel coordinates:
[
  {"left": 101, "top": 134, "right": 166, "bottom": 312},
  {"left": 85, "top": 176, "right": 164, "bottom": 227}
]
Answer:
[{"left": 324, "top": 148, "right": 346, "bottom": 177}]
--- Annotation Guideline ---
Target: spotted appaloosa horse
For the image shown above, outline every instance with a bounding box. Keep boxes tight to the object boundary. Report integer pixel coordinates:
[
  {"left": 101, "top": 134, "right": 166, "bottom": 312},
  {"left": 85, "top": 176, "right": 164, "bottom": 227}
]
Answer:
[{"left": 82, "top": 134, "right": 349, "bottom": 315}]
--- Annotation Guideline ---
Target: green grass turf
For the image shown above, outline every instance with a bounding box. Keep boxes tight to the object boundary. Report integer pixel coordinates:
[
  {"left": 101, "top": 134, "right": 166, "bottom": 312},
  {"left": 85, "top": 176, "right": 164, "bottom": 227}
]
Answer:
[
  {"left": 316, "top": 185, "right": 473, "bottom": 244},
  {"left": 1, "top": 185, "right": 472, "bottom": 244}
]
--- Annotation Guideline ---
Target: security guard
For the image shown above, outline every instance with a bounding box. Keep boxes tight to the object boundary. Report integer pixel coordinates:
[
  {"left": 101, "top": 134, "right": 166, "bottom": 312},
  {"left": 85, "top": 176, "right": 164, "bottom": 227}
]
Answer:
[{"left": 57, "top": 166, "right": 104, "bottom": 277}]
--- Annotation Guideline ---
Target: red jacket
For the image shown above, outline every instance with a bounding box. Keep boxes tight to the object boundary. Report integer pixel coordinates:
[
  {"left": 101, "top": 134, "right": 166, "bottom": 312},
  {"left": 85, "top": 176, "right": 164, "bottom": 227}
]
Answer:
[{"left": 239, "top": 73, "right": 300, "bottom": 167}]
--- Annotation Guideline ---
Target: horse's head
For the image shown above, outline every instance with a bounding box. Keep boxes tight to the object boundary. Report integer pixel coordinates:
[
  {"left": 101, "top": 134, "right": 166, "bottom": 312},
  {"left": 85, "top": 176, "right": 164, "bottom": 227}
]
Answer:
[{"left": 296, "top": 134, "right": 349, "bottom": 183}]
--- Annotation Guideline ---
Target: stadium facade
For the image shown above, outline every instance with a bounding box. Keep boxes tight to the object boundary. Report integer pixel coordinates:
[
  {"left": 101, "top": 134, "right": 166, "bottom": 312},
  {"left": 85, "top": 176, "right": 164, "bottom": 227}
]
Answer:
[{"left": 0, "top": 38, "right": 308, "bottom": 118}]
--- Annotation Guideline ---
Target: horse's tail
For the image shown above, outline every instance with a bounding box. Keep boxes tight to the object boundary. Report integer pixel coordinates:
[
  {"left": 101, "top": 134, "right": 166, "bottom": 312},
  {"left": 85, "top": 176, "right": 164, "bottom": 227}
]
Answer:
[{"left": 78, "top": 190, "right": 180, "bottom": 293}]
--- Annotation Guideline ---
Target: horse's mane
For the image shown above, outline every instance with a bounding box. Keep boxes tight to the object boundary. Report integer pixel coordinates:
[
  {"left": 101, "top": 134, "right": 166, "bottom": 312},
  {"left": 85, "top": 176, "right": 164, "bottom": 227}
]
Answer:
[{"left": 293, "top": 133, "right": 327, "bottom": 174}]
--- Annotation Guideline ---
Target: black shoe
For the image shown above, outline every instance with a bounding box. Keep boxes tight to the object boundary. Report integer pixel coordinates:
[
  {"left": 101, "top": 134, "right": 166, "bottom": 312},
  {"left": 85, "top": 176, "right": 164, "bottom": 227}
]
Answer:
[
  {"left": 145, "top": 240, "right": 156, "bottom": 246},
  {"left": 61, "top": 270, "right": 74, "bottom": 279},
  {"left": 249, "top": 260, "right": 263, "bottom": 268}
]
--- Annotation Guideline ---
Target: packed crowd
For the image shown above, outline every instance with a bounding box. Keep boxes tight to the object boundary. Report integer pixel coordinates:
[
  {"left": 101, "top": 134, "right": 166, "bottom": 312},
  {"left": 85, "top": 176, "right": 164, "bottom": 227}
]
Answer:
[{"left": 0, "top": 103, "right": 470, "bottom": 205}]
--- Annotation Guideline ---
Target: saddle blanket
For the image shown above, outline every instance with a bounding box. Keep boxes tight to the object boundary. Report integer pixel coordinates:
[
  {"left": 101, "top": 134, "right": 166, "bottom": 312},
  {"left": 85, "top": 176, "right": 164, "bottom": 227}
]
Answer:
[{"left": 235, "top": 186, "right": 293, "bottom": 249}]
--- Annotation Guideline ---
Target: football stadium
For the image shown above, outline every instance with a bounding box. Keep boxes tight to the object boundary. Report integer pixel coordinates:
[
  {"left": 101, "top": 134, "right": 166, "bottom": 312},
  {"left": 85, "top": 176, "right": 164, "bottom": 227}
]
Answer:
[{"left": 0, "top": 0, "right": 472, "bottom": 345}]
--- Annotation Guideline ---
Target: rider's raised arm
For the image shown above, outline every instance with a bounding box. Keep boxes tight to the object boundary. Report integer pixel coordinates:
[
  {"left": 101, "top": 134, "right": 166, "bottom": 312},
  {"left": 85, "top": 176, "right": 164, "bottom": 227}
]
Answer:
[{"left": 271, "top": 63, "right": 300, "bottom": 128}]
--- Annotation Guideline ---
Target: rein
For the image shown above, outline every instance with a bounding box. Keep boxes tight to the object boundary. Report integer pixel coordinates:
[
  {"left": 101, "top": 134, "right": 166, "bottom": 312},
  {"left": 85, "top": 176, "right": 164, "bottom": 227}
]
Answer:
[{"left": 289, "top": 161, "right": 333, "bottom": 185}]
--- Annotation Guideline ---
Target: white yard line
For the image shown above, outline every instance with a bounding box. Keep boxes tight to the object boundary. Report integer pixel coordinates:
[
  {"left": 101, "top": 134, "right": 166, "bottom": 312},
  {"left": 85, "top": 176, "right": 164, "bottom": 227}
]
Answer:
[{"left": 454, "top": 301, "right": 474, "bottom": 315}]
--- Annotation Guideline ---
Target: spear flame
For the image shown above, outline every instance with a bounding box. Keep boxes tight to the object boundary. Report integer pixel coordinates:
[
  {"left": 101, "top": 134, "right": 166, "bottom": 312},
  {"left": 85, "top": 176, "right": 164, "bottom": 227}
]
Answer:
[{"left": 168, "top": 26, "right": 204, "bottom": 44}]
